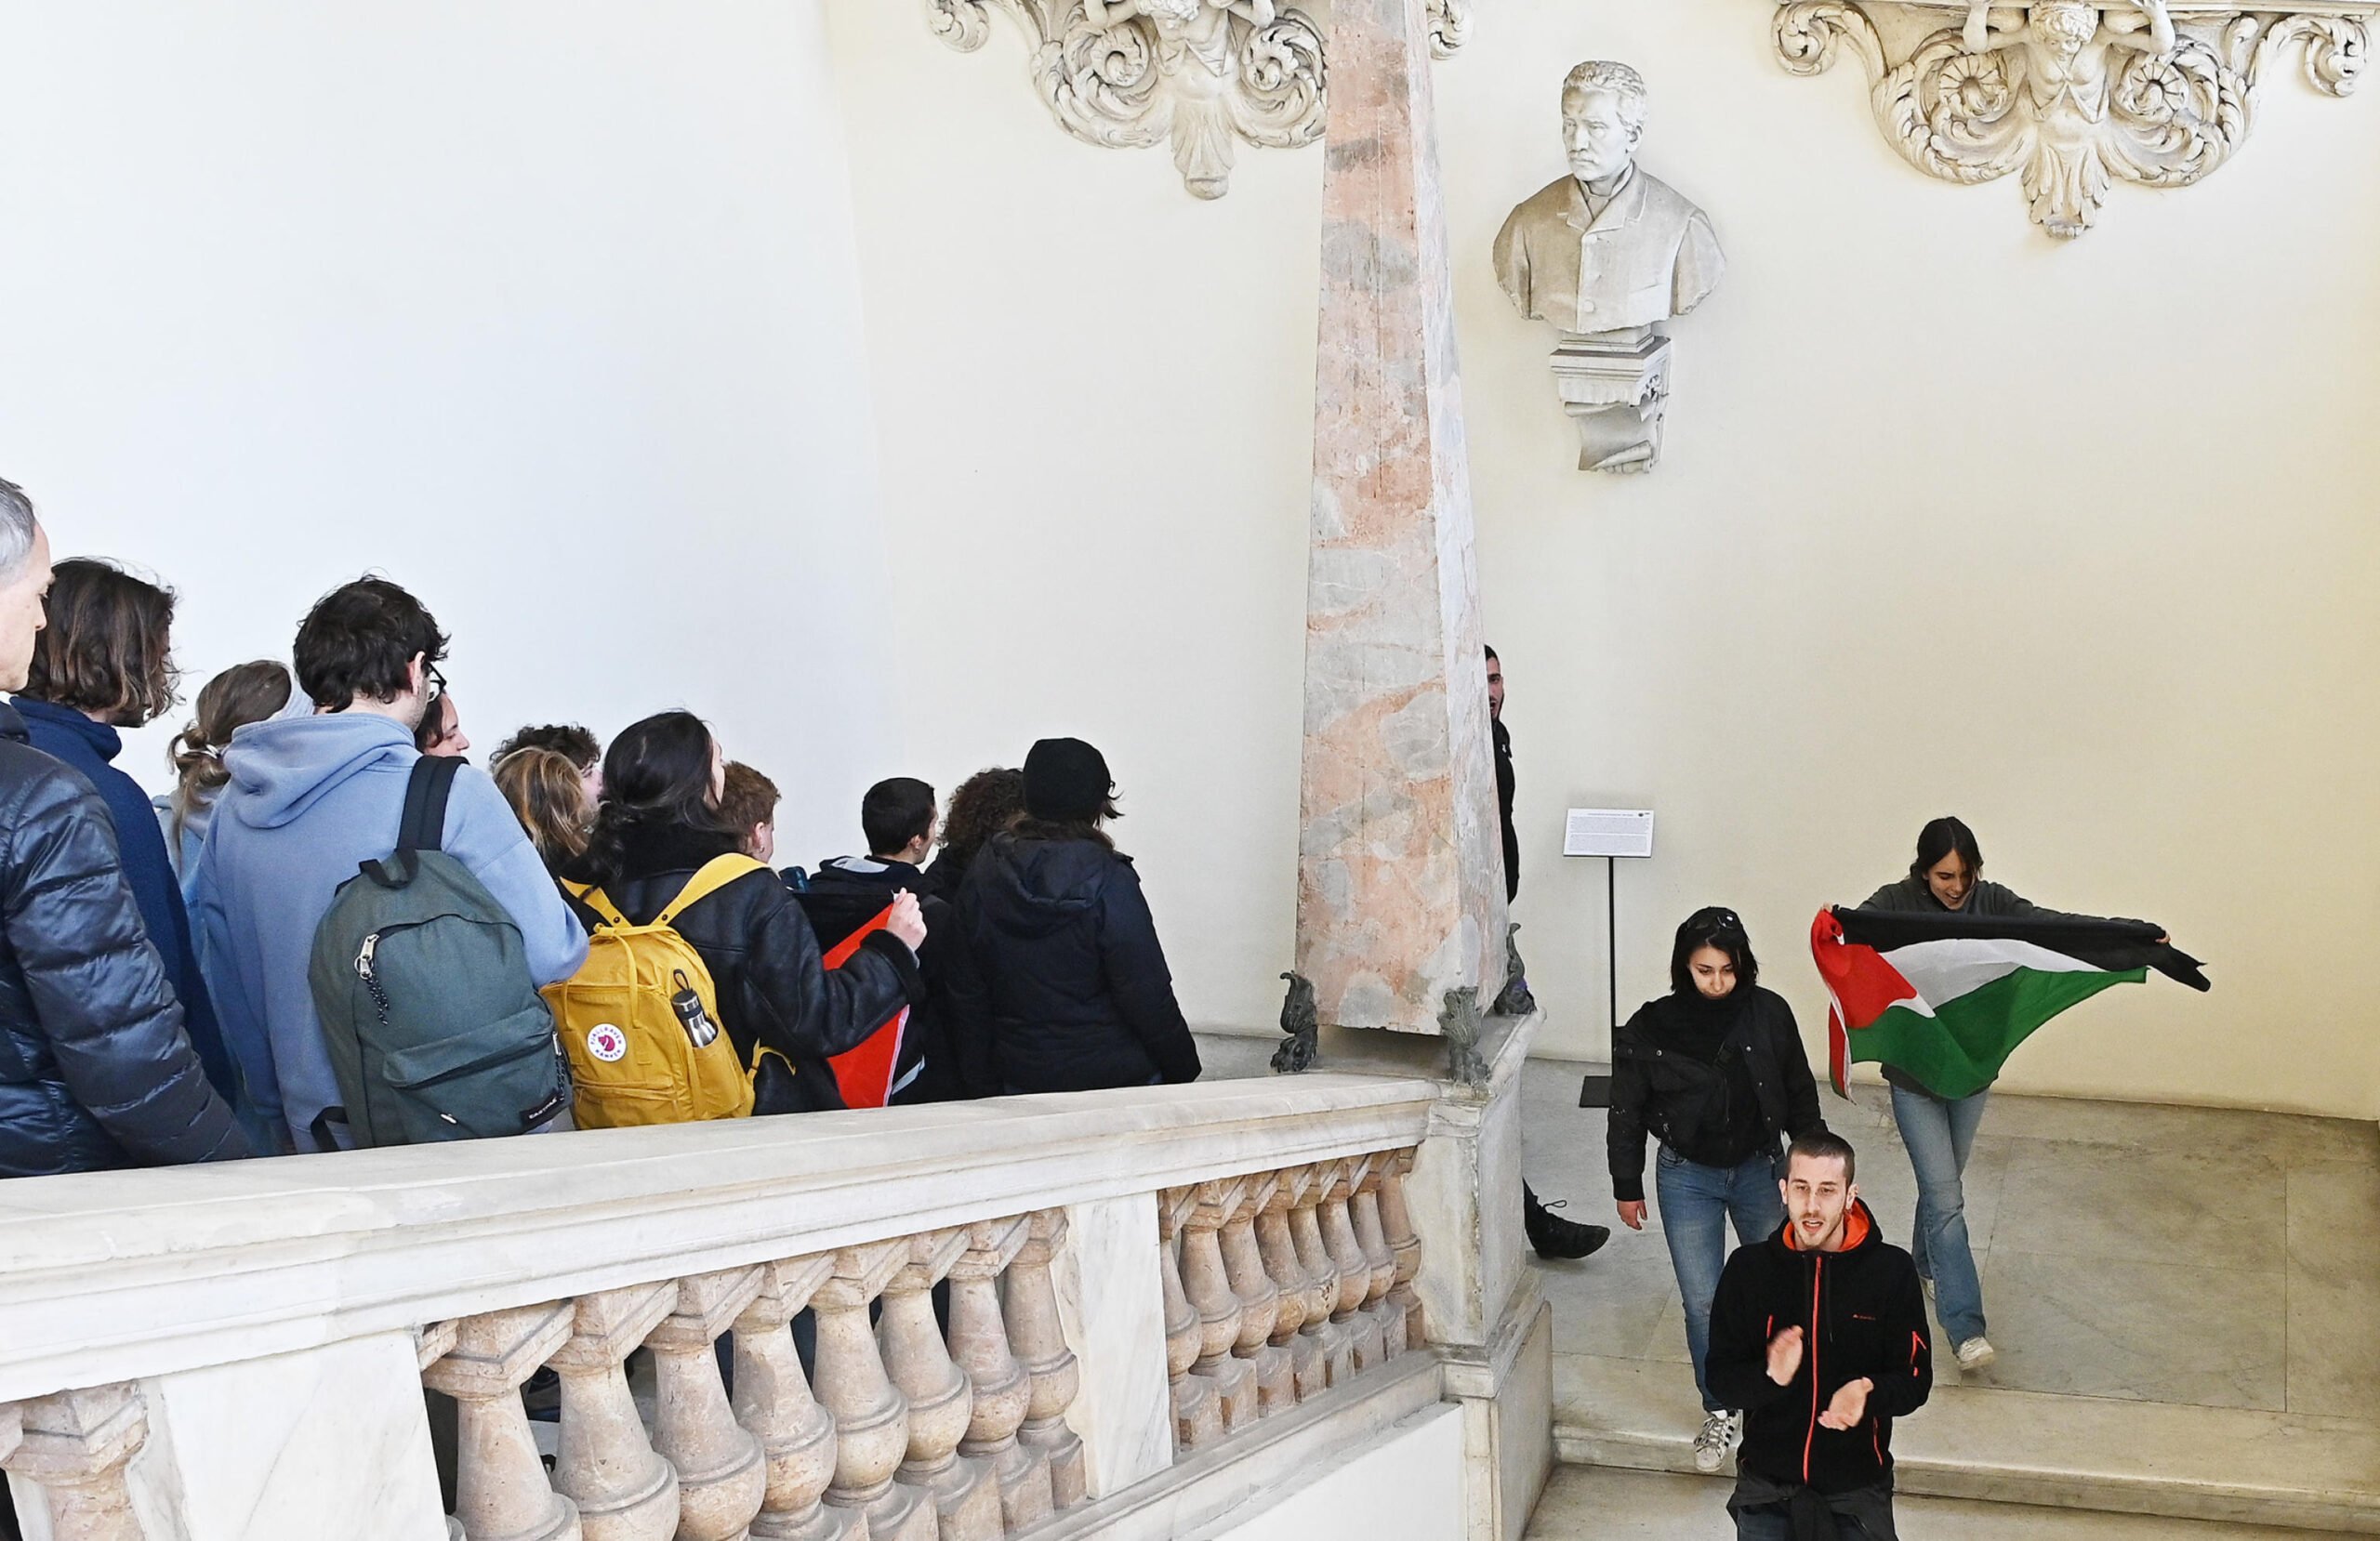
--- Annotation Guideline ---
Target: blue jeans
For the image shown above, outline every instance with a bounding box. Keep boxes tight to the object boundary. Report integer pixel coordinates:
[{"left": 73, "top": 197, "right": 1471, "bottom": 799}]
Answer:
[
  {"left": 1655, "top": 1144, "right": 1786, "bottom": 1414},
  {"left": 1891, "top": 1083, "right": 1990, "bottom": 1344}
]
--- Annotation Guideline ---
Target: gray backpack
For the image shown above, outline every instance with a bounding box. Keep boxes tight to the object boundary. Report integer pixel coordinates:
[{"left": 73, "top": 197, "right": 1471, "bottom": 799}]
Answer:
[{"left": 307, "top": 756, "right": 569, "bottom": 1150}]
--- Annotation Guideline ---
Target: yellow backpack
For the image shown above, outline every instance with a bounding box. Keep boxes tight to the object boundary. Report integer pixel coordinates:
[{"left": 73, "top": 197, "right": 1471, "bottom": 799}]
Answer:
[{"left": 549, "top": 854, "right": 767, "bottom": 1128}]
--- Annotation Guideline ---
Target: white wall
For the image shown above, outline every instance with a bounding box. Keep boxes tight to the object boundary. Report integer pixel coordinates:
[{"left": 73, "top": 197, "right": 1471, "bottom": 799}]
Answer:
[
  {"left": 827, "top": 0, "right": 2380, "bottom": 1117},
  {"left": 0, "top": 1, "right": 898, "bottom": 849}
]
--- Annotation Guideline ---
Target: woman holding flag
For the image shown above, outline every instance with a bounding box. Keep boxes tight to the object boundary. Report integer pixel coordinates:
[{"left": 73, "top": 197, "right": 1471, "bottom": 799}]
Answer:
[
  {"left": 1607, "top": 906, "right": 1828, "bottom": 1473},
  {"left": 1855, "top": 814, "right": 2189, "bottom": 1376}
]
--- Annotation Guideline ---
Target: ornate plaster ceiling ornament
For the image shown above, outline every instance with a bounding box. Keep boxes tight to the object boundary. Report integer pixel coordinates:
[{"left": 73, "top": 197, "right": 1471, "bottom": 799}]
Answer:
[
  {"left": 925, "top": 0, "right": 1470, "bottom": 199},
  {"left": 1773, "top": 0, "right": 2369, "bottom": 236}
]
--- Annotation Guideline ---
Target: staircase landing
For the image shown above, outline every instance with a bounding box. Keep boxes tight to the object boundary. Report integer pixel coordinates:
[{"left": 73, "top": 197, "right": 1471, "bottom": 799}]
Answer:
[{"left": 1518, "top": 1057, "right": 2380, "bottom": 1533}]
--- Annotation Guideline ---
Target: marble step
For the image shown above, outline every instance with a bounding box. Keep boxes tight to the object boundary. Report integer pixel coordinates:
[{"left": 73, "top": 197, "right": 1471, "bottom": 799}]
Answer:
[{"left": 1555, "top": 1352, "right": 2380, "bottom": 1534}]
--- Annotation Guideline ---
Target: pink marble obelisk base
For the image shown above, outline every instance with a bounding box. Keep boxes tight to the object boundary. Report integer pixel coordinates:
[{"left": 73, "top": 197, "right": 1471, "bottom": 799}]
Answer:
[{"left": 1294, "top": 0, "right": 1505, "bottom": 1036}]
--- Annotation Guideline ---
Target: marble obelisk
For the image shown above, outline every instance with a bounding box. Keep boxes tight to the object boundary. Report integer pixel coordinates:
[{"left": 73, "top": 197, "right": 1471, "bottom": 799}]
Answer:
[{"left": 1293, "top": 0, "right": 1506, "bottom": 1040}]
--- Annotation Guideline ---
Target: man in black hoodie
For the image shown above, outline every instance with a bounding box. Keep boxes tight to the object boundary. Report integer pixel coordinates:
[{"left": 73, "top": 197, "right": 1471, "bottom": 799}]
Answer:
[
  {"left": 798, "top": 776, "right": 959, "bottom": 1104},
  {"left": 1706, "top": 1131, "right": 1932, "bottom": 1540}
]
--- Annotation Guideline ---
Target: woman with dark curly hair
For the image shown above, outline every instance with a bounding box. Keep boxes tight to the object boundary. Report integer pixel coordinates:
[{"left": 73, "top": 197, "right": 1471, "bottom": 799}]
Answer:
[{"left": 921, "top": 764, "right": 1026, "bottom": 901}]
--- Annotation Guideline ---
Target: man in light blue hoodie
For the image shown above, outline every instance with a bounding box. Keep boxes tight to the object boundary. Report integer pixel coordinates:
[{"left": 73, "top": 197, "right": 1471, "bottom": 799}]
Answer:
[{"left": 190, "top": 577, "right": 588, "bottom": 1152}]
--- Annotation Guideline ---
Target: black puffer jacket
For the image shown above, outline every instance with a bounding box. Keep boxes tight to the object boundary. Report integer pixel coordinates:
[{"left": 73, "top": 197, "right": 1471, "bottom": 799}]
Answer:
[
  {"left": 1607, "top": 984, "right": 1825, "bottom": 1203},
  {"left": 950, "top": 833, "right": 1200, "bottom": 1093},
  {"left": 570, "top": 823, "right": 923, "bottom": 1114},
  {"left": 0, "top": 703, "right": 246, "bottom": 1176}
]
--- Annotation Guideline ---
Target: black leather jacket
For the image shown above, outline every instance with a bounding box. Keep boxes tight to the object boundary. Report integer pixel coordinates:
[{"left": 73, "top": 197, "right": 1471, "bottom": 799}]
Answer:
[
  {"left": 570, "top": 823, "right": 923, "bottom": 1113},
  {"left": 0, "top": 703, "right": 246, "bottom": 1176}
]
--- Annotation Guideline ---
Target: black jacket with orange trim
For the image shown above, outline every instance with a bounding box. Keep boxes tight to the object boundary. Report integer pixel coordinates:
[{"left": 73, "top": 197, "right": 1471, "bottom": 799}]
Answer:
[{"left": 1705, "top": 1199, "right": 1934, "bottom": 1495}]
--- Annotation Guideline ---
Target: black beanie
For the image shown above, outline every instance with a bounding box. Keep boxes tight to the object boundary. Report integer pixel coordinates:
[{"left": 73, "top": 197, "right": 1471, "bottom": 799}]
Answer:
[{"left": 1024, "top": 737, "right": 1113, "bottom": 821}]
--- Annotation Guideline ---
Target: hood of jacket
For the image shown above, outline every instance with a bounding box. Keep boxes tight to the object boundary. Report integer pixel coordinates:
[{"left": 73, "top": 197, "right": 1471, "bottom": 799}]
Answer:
[
  {"left": 10, "top": 697, "right": 122, "bottom": 763},
  {"left": 219, "top": 712, "right": 415, "bottom": 831},
  {"left": 1769, "top": 1196, "right": 1882, "bottom": 1261},
  {"left": 977, "top": 834, "right": 1116, "bottom": 939}
]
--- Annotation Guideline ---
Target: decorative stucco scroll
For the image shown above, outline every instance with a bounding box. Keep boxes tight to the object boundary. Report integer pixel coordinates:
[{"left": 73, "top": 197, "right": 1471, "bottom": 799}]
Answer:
[
  {"left": 925, "top": 0, "right": 1469, "bottom": 199},
  {"left": 1772, "top": 0, "right": 2369, "bottom": 236}
]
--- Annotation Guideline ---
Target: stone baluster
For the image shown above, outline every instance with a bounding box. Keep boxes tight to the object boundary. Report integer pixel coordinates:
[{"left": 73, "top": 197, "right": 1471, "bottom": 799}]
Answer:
[
  {"left": 421, "top": 1303, "right": 581, "bottom": 1541},
  {"left": 735, "top": 1255, "right": 843, "bottom": 1541},
  {"left": 1217, "top": 1177, "right": 1293, "bottom": 1416},
  {"left": 0, "top": 1383, "right": 147, "bottom": 1541},
  {"left": 1286, "top": 1165, "right": 1355, "bottom": 1388},
  {"left": 1253, "top": 1177, "right": 1326, "bottom": 1401},
  {"left": 1157, "top": 1192, "right": 1225, "bottom": 1453},
  {"left": 815, "top": 1242, "right": 932, "bottom": 1541},
  {"left": 879, "top": 1229, "right": 999, "bottom": 1540},
  {"left": 547, "top": 1284, "right": 681, "bottom": 1541},
  {"left": 1002, "top": 1209, "right": 1087, "bottom": 1507},
  {"left": 649, "top": 1268, "right": 768, "bottom": 1541},
  {"left": 1350, "top": 1157, "right": 1406, "bottom": 1360},
  {"left": 1377, "top": 1149, "right": 1427, "bottom": 1348},
  {"left": 949, "top": 1215, "right": 1051, "bottom": 1531},
  {"left": 1178, "top": 1181, "right": 1258, "bottom": 1432},
  {"left": 1320, "top": 1160, "right": 1387, "bottom": 1374}
]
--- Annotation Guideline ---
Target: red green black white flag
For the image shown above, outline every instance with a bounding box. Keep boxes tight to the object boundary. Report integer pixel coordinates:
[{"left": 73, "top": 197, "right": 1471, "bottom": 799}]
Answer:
[{"left": 1811, "top": 908, "right": 2211, "bottom": 1099}]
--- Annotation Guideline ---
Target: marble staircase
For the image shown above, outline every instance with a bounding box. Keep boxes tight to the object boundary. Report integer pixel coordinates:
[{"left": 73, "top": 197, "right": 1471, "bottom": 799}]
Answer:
[{"left": 1506, "top": 1053, "right": 2380, "bottom": 1534}]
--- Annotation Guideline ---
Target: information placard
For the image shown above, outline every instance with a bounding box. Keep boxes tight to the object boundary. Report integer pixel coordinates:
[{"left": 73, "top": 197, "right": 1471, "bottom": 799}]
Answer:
[{"left": 1564, "top": 808, "right": 1654, "bottom": 859}]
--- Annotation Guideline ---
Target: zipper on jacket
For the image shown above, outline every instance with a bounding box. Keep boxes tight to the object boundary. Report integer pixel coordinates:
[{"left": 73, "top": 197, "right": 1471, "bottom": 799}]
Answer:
[{"left": 1803, "top": 1256, "right": 1822, "bottom": 1483}]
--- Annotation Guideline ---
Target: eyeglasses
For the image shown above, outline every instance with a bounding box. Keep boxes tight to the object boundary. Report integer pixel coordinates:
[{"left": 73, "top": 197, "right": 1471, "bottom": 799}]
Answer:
[{"left": 424, "top": 663, "right": 447, "bottom": 704}]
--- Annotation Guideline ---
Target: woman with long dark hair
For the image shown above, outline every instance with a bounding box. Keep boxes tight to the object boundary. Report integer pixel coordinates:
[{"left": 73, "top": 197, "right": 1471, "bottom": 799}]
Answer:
[
  {"left": 1859, "top": 815, "right": 2127, "bottom": 1375},
  {"left": 573, "top": 710, "right": 924, "bottom": 1113},
  {"left": 1607, "top": 906, "right": 1827, "bottom": 1473},
  {"left": 950, "top": 738, "right": 1199, "bottom": 1094}
]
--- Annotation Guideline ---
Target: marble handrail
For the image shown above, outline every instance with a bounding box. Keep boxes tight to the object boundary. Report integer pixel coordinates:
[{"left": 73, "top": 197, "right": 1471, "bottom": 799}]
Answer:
[
  {"left": 0, "top": 1074, "right": 1436, "bottom": 1403},
  {"left": 0, "top": 1075, "right": 1449, "bottom": 1541}
]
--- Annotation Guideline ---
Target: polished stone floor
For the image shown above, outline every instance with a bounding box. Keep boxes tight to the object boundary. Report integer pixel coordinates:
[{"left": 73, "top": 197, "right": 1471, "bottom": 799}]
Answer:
[
  {"left": 1522, "top": 1465, "right": 2331, "bottom": 1539},
  {"left": 1516, "top": 1056, "right": 2380, "bottom": 1421}
]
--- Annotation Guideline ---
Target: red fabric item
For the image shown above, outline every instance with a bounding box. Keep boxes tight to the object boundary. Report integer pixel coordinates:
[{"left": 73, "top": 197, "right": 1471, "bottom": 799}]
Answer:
[
  {"left": 821, "top": 903, "right": 910, "bottom": 1110},
  {"left": 1811, "top": 908, "right": 1920, "bottom": 1098}
]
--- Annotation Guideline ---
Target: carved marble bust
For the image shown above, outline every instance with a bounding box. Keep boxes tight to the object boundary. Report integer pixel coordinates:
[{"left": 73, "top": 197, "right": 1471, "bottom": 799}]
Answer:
[
  {"left": 1492, "top": 61, "right": 1724, "bottom": 337},
  {"left": 1491, "top": 62, "right": 1726, "bottom": 473}
]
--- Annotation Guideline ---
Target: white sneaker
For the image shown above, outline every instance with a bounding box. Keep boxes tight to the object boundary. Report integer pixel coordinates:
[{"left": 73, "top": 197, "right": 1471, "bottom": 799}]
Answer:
[
  {"left": 1920, "top": 1275, "right": 1936, "bottom": 1303},
  {"left": 1954, "top": 1336, "right": 1996, "bottom": 1370},
  {"left": 1692, "top": 1409, "right": 1732, "bottom": 1473}
]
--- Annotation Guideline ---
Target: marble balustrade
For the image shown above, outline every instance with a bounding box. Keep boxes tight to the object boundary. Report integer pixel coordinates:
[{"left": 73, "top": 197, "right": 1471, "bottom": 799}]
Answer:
[
  {"left": 1160, "top": 1147, "right": 1426, "bottom": 1455},
  {"left": 0, "top": 1076, "right": 1452, "bottom": 1540}
]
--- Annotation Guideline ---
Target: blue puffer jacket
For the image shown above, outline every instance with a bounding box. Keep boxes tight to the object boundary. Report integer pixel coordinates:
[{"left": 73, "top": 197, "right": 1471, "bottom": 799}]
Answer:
[{"left": 0, "top": 702, "right": 246, "bottom": 1176}]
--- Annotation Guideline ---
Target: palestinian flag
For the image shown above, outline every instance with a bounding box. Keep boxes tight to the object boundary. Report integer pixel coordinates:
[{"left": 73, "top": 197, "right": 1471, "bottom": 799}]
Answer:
[{"left": 1812, "top": 907, "right": 2210, "bottom": 1099}]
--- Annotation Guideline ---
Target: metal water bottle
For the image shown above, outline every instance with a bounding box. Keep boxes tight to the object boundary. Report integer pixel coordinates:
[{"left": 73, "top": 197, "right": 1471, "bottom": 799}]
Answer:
[{"left": 669, "top": 968, "right": 720, "bottom": 1048}]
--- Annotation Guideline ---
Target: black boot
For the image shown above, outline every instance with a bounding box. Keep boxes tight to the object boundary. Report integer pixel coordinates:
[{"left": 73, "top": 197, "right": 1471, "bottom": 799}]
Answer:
[{"left": 1525, "top": 1183, "right": 1610, "bottom": 1260}]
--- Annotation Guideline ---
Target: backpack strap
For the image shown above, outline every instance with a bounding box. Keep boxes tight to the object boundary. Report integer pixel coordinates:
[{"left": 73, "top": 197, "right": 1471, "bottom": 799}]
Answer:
[
  {"left": 361, "top": 756, "right": 465, "bottom": 889},
  {"left": 572, "top": 882, "right": 633, "bottom": 931},
  {"left": 657, "top": 855, "right": 768, "bottom": 929},
  {"left": 399, "top": 755, "right": 463, "bottom": 855}
]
